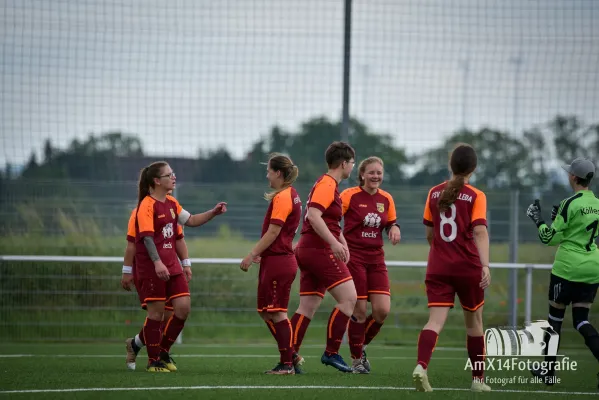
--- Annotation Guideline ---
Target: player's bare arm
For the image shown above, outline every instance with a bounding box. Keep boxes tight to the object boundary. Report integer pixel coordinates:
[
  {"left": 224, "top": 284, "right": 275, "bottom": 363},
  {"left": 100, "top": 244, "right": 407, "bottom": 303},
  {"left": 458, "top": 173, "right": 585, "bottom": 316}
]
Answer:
[
  {"left": 240, "top": 224, "right": 283, "bottom": 271},
  {"left": 175, "top": 238, "right": 192, "bottom": 282},
  {"left": 338, "top": 231, "right": 350, "bottom": 263},
  {"left": 425, "top": 226, "right": 434, "bottom": 246},
  {"left": 121, "top": 241, "right": 135, "bottom": 291},
  {"left": 473, "top": 225, "right": 491, "bottom": 289},
  {"left": 306, "top": 207, "right": 346, "bottom": 261},
  {"left": 179, "top": 202, "right": 227, "bottom": 227}
]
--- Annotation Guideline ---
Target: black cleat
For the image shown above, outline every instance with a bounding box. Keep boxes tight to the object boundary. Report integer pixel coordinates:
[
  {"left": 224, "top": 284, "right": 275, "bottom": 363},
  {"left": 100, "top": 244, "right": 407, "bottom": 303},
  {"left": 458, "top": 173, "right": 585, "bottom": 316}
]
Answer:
[{"left": 265, "top": 363, "right": 295, "bottom": 375}]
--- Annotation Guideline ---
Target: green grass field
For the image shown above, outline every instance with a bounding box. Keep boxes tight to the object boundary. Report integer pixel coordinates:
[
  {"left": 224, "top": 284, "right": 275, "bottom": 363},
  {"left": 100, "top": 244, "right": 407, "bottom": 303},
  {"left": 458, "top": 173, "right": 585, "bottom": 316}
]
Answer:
[
  {"left": 0, "top": 343, "right": 597, "bottom": 399},
  {"left": 2, "top": 235, "right": 598, "bottom": 398}
]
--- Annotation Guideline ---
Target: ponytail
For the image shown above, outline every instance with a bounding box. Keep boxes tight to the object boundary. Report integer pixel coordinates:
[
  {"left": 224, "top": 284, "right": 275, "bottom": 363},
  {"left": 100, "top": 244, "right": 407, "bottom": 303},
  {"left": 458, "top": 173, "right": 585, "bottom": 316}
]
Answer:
[
  {"left": 264, "top": 154, "right": 298, "bottom": 201},
  {"left": 136, "top": 162, "right": 168, "bottom": 205},
  {"left": 137, "top": 167, "right": 150, "bottom": 205},
  {"left": 438, "top": 174, "right": 465, "bottom": 213}
]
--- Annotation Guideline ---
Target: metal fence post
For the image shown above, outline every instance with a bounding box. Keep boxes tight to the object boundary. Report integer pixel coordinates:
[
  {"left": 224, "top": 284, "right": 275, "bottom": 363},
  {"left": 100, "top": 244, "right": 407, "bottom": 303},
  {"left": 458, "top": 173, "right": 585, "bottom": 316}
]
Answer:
[
  {"left": 509, "top": 190, "right": 520, "bottom": 327},
  {"left": 525, "top": 264, "right": 533, "bottom": 325}
]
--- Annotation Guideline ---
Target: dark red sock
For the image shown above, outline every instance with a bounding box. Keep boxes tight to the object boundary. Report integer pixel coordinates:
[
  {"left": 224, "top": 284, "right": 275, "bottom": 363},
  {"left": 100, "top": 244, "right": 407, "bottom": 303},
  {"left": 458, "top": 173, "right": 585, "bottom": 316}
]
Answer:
[
  {"left": 364, "top": 315, "right": 384, "bottom": 345},
  {"left": 274, "top": 319, "right": 293, "bottom": 365},
  {"left": 348, "top": 320, "right": 365, "bottom": 359},
  {"left": 137, "top": 327, "right": 145, "bottom": 345},
  {"left": 160, "top": 319, "right": 168, "bottom": 333},
  {"left": 290, "top": 313, "right": 311, "bottom": 353},
  {"left": 467, "top": 335, "right": 485, "bottom": 379},
  {"left": 265, "top": 320, "right": 277, "bottom": 342},
  {"left": 143, "top": 318, "right": 162, "bottom": 363},
  {"left": 325, "top": 308, "right": 350, "bottom": 355},
  {"left": 159, "top": 315, "right": 186, "bottom": 353},
  {"left": 417, "top": 329, "right": 439, "bottom": 369}
]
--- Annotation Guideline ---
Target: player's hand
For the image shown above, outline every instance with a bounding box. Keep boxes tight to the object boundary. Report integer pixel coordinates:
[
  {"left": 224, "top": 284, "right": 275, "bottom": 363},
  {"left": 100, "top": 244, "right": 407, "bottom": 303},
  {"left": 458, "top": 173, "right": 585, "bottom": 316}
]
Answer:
[
  {"left": 343, "top": 244, "right": 350, "bottom": 264},
  {"left": 388, "top": 225, "right": 401, "bottom": 245},
  {"left": 183, "top": 266, "right": 192, "bottom": 282},
  {"left": 330, "top": 241, "right": 347, "bottom": 263},
  {"left": 480, "top": 266, "right": 491, "bottom": 289},
  {"left": 550, "top": 205, "right": 559, "bottom": 221},
  {"left": 526, "top": 199, "right": 545, "bottom": 227},
  {"left": 212, "top": 202, "right": 227, "bottom": 216},
  {"left": 240, "top": 253, "right": 255, "bottom": 272},
  {"left": 154, "top": 261, "right": 170, "bottom": 281},
  {"left": 252, "top": 255, "right": 261, "bottom": 264},
  {"left": 121, "top": 273, "right": 134, "bottom": 291}
]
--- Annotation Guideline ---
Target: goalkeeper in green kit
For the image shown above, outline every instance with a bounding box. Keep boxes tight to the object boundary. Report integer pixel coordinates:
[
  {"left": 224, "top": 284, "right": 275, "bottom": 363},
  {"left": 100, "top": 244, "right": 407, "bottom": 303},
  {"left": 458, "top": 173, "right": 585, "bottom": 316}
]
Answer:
[{"left": 526, "top": 157, "right": 599, "bottom": 389}]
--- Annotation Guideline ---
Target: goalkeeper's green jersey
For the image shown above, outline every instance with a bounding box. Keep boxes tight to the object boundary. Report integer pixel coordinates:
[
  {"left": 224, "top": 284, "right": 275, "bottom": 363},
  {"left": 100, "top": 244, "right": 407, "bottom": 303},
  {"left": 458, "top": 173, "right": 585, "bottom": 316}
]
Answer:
[{"left": 537, "top": 190, "right": 599, "bottom": 284}]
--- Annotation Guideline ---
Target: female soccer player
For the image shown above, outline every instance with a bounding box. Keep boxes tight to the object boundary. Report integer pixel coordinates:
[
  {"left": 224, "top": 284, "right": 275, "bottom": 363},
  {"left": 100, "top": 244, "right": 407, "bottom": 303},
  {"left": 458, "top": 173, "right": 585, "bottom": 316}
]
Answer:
[
  {"left": 340, "top": 156, "right": 401, "bottom": 374},
  {"left": 289, "top": 141, "right": 357, "bottom": 373},
  {"left": 413, "top": 144, "right": 491, "bottom": 392},
  {"left": 134, "top": 161, "right": 227, "bottom": 372},
  {"left": 526, "top": 158, "right": 599, "bottom": 388},
  {"left": 239, "top": 153, "right": 302, "bottom": 375},
  {"left": 121, "top": 204, "right": 191, "bottom": 371}
]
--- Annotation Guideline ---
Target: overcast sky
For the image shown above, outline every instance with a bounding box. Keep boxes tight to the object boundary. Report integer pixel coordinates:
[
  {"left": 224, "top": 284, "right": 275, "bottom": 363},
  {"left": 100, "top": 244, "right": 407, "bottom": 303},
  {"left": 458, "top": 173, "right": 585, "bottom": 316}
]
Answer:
[{"left": 1, "top": 0, "right": 598, "bottom": 168}]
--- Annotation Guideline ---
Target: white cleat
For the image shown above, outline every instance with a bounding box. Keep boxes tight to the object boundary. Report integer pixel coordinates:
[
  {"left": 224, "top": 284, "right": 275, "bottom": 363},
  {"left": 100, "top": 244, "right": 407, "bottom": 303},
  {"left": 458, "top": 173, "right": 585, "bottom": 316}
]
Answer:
[
  {"left": 127, "top": 362, "right": 136, "bottom": 371},
  {"left": 412, "top": 364, "right": 433, "bottom": 392},
  {"left": 471, "top": 377, "right": 492, "bottom": 392}
]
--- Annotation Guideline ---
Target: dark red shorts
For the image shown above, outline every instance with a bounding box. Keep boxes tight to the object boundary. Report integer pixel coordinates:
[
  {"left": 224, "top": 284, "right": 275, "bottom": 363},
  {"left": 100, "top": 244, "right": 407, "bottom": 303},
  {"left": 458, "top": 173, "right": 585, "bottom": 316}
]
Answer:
[
  {"left": 136, "top": 273, "right": 190, "bottom": 310},
  {"left": 295, "top": 247, "right": 353, "bottom": 298},
  {"left": 425, "top": 274, "right": 484, "bottom": 311},
  {"left": 347, "top": 259, "right": 390, "bottom": 300},
  {"left": 257, "top": 254, "right": 298, "bottom": 313}
]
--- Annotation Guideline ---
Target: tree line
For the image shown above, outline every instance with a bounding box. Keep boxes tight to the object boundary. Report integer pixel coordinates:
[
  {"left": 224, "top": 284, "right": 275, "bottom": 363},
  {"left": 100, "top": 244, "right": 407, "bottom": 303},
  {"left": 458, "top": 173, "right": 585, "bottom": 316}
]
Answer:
[{"left": 5, "top": 114, "right": 597, "bottom": 190}]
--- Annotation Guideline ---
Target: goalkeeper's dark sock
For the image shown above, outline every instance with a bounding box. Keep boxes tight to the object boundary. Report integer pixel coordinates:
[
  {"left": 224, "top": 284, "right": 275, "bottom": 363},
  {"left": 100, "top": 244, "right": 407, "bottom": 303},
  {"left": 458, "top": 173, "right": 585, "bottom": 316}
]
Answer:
[
  {"left": 544, "top": 305, "right": 565, "bottom": 368},
  {"left": 573, "top": 307, "right": 599, "bottom": 362}
]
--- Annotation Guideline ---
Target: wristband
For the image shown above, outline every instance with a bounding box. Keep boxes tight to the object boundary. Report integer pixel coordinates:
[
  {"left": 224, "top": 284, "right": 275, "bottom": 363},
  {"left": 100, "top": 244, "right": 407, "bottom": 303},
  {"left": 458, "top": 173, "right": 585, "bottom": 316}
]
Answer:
[
  {"left": 122, "top": 265, "right": 133, "bottom": 274},
  {"left": 181, "top": 258, "right": 191, "bottom": 267},
  {"left": 386, "top": 223, "right": 400, "bottom": 231}
]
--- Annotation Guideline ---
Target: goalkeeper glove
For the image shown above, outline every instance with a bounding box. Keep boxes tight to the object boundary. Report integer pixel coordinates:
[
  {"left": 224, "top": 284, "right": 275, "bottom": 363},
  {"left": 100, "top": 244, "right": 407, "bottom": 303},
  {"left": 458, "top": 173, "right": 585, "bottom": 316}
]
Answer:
[{"left": 526, "top": 199, "right": 545, "bottom": 228}]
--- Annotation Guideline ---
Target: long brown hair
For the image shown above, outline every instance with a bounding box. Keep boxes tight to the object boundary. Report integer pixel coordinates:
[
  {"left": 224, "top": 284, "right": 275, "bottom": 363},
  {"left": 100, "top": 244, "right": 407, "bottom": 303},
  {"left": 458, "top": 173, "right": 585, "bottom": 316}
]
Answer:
[
  {"left": 438, "top": 144, "right": 477, "bottom": 212},
  {"left": 264, "top": 153, "right": 299, "bottom": 201},
  {"left": 137, "top": 161, "right": 168, "bottom": 206},
  {"left": 358, "top": 156, "right": 384, "bottom": 186}
]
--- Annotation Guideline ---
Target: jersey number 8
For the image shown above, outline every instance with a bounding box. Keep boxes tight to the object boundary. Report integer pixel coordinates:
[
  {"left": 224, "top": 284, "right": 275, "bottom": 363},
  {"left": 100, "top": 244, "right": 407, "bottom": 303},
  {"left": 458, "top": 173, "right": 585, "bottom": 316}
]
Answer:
[{"left": 440, "top": 204, "right": 458, "bottom": 242}]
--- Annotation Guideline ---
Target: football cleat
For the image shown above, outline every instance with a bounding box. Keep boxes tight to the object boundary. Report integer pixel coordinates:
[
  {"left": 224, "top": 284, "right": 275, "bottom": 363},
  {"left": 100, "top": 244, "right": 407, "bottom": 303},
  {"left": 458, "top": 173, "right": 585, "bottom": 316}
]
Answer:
[
  {"left": 471, "top": 377, "right": 492, "bottom": 392},
  {"left": 265, "top": 363, "right": 295, "bottom": 375},
  {"left": 159, "top": 351, "right": 177, "bottom": 372},
  {"left": 321, "top": 352, "right": 353, "bottom": 373},
  {"left": 146, "top": 360, "right": 170, "bottom": 373},
  {"left": 412, "top": 364, "right": 433, "bottom": 392}
]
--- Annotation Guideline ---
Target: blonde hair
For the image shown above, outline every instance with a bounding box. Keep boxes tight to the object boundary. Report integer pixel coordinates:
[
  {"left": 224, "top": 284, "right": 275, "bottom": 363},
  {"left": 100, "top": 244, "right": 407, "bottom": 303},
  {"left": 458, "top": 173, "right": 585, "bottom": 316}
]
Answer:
[
  {"left": 358, "top": 156, "right": 384, "bottom": 186},
  {"left": 264, "top": 153, "right": 299, "bottom": 201}
]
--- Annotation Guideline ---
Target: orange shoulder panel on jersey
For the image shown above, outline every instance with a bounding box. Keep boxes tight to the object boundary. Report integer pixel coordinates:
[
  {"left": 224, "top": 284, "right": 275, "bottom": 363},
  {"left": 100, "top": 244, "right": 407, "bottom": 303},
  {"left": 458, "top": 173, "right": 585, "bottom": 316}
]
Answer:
[
  {"left": 469, "top": 186, "right": 487, "bottom": 225},
  {"left": 422, "top": 187, "right": 435, "bottom": 225},
  {"left": 137, "top": 196, "right": 156, "bottom": 236},
  {"left": 340, "top": 186, "right": 361, "bottom": 215},
  {"left": 309, "top": 175, "right": 337, "bottom": 211},
  {"left": 378, "top": 189, "right": 397, "bottom": 223},
  {"left": 166, "top": 194, "right": 183, "bottom": 214},
  {"left": 270, "top": 187, "right": 293, "bottom": 225},
  {"left": 126, "top": 208, "right": 137, "bottom": 241}
]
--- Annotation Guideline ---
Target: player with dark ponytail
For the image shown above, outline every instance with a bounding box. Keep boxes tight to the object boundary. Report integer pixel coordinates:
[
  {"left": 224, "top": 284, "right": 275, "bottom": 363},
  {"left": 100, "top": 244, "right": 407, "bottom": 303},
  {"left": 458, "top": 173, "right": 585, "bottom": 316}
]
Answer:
[{"left": 133, "top": 161, "right": 227, "bottom": 372}]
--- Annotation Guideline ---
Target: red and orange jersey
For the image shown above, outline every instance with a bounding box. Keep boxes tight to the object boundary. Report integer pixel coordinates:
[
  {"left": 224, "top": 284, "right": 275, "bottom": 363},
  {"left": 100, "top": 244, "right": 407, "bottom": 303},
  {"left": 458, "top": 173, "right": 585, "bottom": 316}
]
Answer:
[
  {"left": 340, "top": 186, "right": 397, "bottom": 261},
  {"left": 299, "top": 174, "right": 343, "bottom": 249},
  {"left": 423, "top": 182, "right": 487, "bottom": 276},
  {"left": 134, "top": 195, "right": 185, "bottom": 278},
  {"left": 127, "top": 207, "right": 183, "bottom": 243},
  {"left": 261, "top": 187, "right": 302, "bottom": 257}
]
